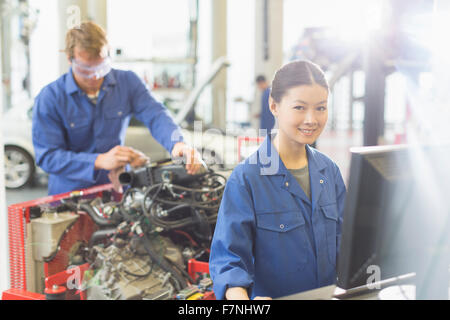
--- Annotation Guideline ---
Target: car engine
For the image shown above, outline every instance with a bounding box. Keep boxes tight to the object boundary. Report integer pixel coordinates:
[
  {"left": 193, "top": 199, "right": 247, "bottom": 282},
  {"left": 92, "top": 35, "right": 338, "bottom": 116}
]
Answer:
[{"left": 32, "top": 160, "right": 226, "bottom": 300}]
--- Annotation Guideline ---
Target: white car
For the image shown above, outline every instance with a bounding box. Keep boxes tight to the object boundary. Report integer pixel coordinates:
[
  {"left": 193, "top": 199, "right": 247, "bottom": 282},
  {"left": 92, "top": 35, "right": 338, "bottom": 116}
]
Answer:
[{"left": 3, "top": 101, "right": 39, "bottom": 189}]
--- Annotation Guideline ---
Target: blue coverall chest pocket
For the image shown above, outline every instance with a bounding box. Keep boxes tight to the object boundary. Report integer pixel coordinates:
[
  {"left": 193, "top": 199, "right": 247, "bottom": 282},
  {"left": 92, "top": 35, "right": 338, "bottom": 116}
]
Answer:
[
  {"left": 256, "top": 211, "right": 305, "bottom": 232},
  {"left": 255, "top": 211, "right": 308, "bottom": 272},
  {"left": 103, "top": 108, "right": 129, "bottom": 139},
  {"left": 105, "top": 108, "right": 127, "bottom": 119},
  {"left": 321, "top": 203, "right": 338, "bottom": 266},
  {"left": 104, "top": 108, "right": 129, "bottom": 135},
  {"left": 66, "top": 118, "right": 91, "bottom": 148}
]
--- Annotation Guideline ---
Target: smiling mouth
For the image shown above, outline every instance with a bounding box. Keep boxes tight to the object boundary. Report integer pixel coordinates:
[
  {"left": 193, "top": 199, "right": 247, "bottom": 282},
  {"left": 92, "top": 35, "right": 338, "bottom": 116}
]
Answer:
[{"left": 298, "top": 128, "right": 316, "bottom": 136}]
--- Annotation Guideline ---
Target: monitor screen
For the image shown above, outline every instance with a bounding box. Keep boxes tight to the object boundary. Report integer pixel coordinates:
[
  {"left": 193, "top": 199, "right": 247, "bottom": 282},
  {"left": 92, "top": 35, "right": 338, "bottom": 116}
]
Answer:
[{"left": 337, "top": 144, "right": 450, "bottom": 295}]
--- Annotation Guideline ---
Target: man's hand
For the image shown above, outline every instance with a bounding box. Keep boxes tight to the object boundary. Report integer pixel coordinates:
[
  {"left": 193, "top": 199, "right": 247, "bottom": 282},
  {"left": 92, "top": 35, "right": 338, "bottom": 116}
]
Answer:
[
  {"left": 171, "top": 142, "right": 203, "bottom": 175},
  {"left": 101, "top": 147, "right": 149, "bottom": 193},
  {"left": 128, "top": 148, "right": 149, "bottom": 168},
  {"left": 108, "top": 166, "right": 125, "bottom": 193},
  {"left": 95, "top": 146, "right": 149, "bottom": 171}
]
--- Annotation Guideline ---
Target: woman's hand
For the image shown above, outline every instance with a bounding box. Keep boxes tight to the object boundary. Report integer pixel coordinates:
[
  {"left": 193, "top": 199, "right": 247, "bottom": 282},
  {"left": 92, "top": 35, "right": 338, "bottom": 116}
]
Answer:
[
  {"left": 225, "top": 287, "right": 250, "bottom": 300},
  {"left": 225, "top": 287, "right": 272, "bottom": 300}
]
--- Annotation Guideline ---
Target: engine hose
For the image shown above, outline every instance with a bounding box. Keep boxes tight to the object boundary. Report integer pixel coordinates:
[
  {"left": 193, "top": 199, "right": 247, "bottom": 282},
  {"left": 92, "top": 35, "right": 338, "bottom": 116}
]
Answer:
[
  {"left": 168, "top": 259, "right": 196, "bottom": 284},
  {"left": 141, "top": 184, "right": 163, "bottom": 215},
  {"left": 148, "top": 204, "right": 215, "bottom": 231},
  {"left": 146, "top": 198, "right": 220, "bottom": 230},
  {"left": 79, "top": 203, "right": 116, "bottom": 227},
  {"left": 158, "top": 197, "right": 221, "bottom": 208},
  {"left": 143, "top": 183, "right": 163, "bottom": 200},
  {"left": 171, "top": 184, "right": 225, "bottom": 194},
  {"left": 192, "top": 208, "right": 212, "bottom": 243},
  {"left": 153, "top": 198, "right": 220, "bottom": 211},
  {"left": 120, "top": 187, "right": 144, "bottom": 205},
  {"left": 148, "top": 203, "right": 196, "bottom": 229},
  {"left": 150, "top": 213, "right": 196, "bottom": 230},
  {"left": 207, "top": 213, "right": 218, "bottom": 223},
  {"left": 139, "top": 234, "right": 188, "bottom": 289},
  {"left": 123, "top": 260, "right": 154, "bottom": 278},
  {"left": 166, "top": 204, "right": 191, "bottom": 214},
  {"left": 88, "top": 228, "right": 117, "bottom": 248}
]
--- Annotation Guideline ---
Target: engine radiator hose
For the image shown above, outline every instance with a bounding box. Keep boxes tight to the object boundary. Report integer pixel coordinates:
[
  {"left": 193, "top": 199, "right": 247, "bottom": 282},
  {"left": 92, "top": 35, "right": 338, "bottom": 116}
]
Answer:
[
  {"left": 79, "top": 203, "right": 116, "bottom": 227},
  {"left": 88, "top": 228, "right": 118, "bottom": 248}
]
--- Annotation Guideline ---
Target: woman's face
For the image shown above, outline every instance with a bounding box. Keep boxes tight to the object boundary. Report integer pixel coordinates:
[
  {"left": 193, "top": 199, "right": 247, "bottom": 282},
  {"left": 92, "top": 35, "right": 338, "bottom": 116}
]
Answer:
[{"left": 271, "top": 84, "right": 328, "bottom": 146}]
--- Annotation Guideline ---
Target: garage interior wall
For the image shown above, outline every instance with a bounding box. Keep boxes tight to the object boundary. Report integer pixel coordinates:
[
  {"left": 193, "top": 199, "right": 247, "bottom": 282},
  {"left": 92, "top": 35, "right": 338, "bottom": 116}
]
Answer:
[
  {"left": 211, "top": 0, "right": 227, "bottom": 130},
  {"left": 0, "top": 23, "right": 9, "bottom": 293},
  {"left": 252, "top": 0, "right": 283, "bottom": 130},
  {"left": 58, "top": 0, "right": 88, "bottom": 75},
  {"left": 58, "top": 0, "right": 107, "bottom": 76}
]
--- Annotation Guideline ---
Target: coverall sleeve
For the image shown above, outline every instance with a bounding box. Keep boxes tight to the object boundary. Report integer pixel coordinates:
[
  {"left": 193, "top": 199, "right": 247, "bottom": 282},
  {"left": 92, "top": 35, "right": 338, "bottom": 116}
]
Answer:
[
  {"left": 334, "top": 163, "right": 347, "bottom": 254},
  {"left": 209, "top": 177, "right": 256, "bottom": 300},
  {"left": 127, "top": 71, "right": 184, "bottom": 154},
  {"left": 32, "top": 90, "right": 99, "bottom": 183}
]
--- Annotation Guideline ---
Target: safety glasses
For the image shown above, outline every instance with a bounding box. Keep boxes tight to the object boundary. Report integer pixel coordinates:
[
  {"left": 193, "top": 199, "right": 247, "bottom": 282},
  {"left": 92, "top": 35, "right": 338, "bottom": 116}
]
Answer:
[{"left": 72, "top": 56, "right": 112, "bottom": 80}]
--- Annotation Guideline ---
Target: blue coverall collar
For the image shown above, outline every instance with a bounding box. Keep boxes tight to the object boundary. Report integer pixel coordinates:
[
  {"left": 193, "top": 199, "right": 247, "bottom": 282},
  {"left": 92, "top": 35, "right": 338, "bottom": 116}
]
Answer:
[
  {"left": 257, "top": 134, "right": 327, "bottom": 176},
  {"left": 257, "top": 134, "right": 328, "bottom": 209},
  {"left": 65, "top": 68, "right": 79, "bottom": 94},
  {"left": 65, "top": 67, "right": 117, "bottom": 95}
]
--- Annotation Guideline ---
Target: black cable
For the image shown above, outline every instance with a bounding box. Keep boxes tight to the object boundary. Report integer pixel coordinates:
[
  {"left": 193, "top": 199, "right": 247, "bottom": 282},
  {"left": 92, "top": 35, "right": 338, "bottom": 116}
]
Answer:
[
  {"left": 151, "top": 198, "right": 220, "bottom": 211},
  {"left": 141, "top": 183, "right": 163, "bottom": 217},
  {"left": 123, "top": 260, "right": 154, "bottom": 278},
  {"left": 165, "top": 258, "right": 195, "bottom": 284},
  {"left": 120, "top": 187, "right": 144, "bottom": 205},
  {"left": 144, "top": 194, "right": 220, "bottom": 230},
  {"left": 166, "top": 204, "right": 191, "bottom": 214},
  {"left": 118, "top": 188, "right": 147, "bottom": 222},
  {"left": 139, "top": 234, "right": 188, "bottom": 289},
  {"left": 192, "top": 208, "right": 212, "bottom": 243}
]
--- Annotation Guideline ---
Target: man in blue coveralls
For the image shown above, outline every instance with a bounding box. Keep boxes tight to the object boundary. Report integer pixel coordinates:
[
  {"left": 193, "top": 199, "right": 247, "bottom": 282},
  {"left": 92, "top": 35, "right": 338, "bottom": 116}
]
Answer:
[
  {"left": 255, "top": 75, "right": 275, "bottom": 136},
  {"left": 32, "top": 21, "right": 201, "bottom": 195}
]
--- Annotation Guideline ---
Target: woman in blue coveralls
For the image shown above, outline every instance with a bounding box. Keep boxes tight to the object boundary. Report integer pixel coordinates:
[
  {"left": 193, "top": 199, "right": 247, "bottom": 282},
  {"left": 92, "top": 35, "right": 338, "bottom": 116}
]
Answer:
[{"left": 209, "top": 60, "right": 347, "bottom": 300}]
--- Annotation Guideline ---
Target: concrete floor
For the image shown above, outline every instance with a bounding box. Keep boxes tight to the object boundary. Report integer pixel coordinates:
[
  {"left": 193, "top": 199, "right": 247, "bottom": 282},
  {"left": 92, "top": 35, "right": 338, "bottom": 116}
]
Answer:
[
  {"left": 5, "top": 176, "right": 48, "bottom": 207},
  {"left": 3, "top": 128, "right": 363, "bottom": 209},
  {"left": 5, "top": 185, "right": 47, "bottom": 207}
]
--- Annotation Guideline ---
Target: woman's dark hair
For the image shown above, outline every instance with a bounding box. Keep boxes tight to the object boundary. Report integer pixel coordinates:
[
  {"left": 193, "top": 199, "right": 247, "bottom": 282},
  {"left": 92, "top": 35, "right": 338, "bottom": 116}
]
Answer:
[{"left": 270, "top": 60, "right": 329, "bottom": 103}]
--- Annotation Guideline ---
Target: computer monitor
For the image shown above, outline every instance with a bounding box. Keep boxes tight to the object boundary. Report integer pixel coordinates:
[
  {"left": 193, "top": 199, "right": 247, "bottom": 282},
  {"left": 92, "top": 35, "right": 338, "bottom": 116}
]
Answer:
[{"left": 337, "top": 144, "right": 450, "bottom": 299}]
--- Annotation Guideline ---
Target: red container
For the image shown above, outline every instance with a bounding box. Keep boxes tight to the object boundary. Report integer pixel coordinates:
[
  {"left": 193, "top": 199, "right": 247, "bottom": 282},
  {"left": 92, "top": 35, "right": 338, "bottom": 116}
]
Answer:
[
  {"left": 4, "top": 183, "right": 216, "bottom": 300},
  {"left": 7, "top": 184, "right": 117, "bottom": 291}
]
